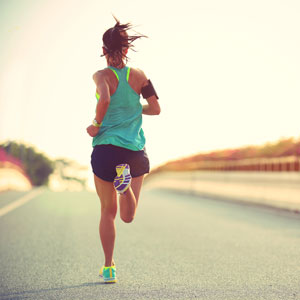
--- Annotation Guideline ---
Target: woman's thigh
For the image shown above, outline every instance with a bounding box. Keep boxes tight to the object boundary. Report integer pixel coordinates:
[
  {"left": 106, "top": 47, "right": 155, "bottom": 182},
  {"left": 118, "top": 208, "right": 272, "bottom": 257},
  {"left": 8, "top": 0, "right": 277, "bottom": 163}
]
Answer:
[
  {"left": 94, "top": 174, "right": 117, "bottom": 215},
  {"left": 130, "top": 175, "right": 144, "bottom": 205}
]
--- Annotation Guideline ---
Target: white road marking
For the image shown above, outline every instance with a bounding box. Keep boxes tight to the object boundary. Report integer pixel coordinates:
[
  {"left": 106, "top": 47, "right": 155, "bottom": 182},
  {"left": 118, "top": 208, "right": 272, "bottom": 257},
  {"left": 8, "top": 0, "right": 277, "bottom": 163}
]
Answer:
[{"left": 0, "top": 188, "right": 44, "bottom": 218}]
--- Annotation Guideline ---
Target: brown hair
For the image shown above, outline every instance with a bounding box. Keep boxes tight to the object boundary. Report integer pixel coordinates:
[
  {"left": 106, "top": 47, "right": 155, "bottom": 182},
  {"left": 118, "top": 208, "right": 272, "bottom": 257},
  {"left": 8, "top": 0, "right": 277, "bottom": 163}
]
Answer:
[{"left": 102, "top": 16, "right": 146, "bottom": 66}]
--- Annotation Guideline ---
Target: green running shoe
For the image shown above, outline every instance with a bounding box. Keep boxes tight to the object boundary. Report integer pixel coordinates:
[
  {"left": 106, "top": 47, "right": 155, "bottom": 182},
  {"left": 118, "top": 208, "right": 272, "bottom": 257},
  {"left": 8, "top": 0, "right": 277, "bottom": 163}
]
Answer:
[{"left": 100, "top": 265, "right": 117, "bottom": 283}]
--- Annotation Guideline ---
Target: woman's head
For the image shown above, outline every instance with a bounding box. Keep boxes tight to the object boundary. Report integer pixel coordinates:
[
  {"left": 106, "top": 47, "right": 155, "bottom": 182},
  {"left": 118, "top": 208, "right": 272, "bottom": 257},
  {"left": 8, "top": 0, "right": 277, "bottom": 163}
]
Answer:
[{"left": 102, "top": 16, "right": 146, "bottom": 67}]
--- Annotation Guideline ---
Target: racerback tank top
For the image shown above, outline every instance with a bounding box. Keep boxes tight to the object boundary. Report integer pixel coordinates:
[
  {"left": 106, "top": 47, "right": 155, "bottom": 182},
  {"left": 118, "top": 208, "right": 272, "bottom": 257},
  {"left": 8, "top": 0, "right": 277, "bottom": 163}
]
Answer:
[{"left": 92, "top": 66, "right": 146, "bottom": 151}]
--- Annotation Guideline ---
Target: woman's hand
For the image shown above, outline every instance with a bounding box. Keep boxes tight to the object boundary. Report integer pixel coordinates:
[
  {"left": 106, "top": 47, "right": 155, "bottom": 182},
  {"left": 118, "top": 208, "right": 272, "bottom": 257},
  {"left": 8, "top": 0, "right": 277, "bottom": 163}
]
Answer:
[{"left": 86, "top": 125, "right": 100, "bottom": 137}]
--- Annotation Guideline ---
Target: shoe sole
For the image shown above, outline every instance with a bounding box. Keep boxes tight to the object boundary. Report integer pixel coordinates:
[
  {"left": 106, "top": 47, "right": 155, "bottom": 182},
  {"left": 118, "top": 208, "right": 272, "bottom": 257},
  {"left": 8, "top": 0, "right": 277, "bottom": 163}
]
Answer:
[
  {"left": 104, "top": 278, "right": 117, "bottom": 283},
  {"left": 116, "top": 164, "right": 128, "bottom": 177},
  {"left": 114, "top": 164, "right": 132, "bottom": 193}
]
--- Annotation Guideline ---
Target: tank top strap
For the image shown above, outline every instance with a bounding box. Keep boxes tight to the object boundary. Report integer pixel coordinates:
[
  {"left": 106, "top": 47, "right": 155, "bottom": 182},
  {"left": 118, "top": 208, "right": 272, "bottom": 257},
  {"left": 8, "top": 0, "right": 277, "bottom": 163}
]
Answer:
[
  {"left": 107, "top": 66, "right": 130, "bottom": 82},
  {"left": 126, "top": 67, "right": 131, "bottom": 82}
]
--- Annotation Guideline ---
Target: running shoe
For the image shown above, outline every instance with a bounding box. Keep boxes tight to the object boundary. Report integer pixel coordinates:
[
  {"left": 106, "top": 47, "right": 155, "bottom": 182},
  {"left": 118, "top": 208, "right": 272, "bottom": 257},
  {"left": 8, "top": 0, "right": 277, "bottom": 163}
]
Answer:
[
  {"left": 99, "top": 260, "right": 115, "bottom": 277},
  {"left": 99, "top": 266, "right": 104, "bottom": 277},
  {"left": 113, "top": 164, "right": 132, "bottom": 194},
  {"left": 99, "top": 266, "right": 117, "bottom": 283}
]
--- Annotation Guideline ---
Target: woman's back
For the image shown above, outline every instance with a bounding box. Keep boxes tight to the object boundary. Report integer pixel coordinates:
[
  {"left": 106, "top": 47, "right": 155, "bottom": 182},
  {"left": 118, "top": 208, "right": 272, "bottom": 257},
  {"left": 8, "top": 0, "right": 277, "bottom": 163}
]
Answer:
[
  {"left": 98, "top": 66, "right": 147, "bottom": 96},
  {"left": 92, "top": 66, "right": 146, "bottom": 150}
]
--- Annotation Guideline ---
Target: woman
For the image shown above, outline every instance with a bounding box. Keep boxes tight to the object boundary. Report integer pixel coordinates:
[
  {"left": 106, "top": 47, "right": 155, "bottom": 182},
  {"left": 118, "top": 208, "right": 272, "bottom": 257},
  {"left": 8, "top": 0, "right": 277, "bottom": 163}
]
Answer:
[{"left": 86, "top": 18, "right": 160, "bottom": 283}]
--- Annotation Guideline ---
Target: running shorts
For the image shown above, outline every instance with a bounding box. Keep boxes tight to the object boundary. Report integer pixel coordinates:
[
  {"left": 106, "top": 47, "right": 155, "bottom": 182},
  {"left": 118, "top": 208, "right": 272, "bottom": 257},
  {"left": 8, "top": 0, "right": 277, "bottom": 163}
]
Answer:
[{"left": 91, "top": 144, "right": 150, "bottom": 182}]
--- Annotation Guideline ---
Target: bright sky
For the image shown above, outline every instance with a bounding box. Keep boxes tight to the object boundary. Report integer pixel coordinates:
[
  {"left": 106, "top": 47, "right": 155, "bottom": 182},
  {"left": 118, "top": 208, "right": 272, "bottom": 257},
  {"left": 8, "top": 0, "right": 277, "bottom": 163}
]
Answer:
[{"left": 1, "top": 0, "right": 300, "bottom": 172}]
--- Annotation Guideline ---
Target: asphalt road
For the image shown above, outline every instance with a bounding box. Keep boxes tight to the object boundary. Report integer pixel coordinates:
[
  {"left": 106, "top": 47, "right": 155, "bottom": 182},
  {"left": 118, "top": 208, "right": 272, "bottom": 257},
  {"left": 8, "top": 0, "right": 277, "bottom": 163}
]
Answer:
[{"left": 0, "top": 187, "right": 300, "bottom": 300}]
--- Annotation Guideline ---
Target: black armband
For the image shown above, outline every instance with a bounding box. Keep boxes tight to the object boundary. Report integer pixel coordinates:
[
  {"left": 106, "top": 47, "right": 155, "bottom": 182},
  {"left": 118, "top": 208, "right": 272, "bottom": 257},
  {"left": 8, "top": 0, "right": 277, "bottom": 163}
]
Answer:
[{"left": 141, "top": 80, "right": 159, "bottom": 99}]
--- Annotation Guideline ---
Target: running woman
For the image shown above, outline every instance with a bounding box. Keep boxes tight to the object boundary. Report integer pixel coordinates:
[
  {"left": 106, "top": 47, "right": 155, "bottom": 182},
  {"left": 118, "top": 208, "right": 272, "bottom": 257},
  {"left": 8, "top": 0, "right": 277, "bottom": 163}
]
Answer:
[{"left": 86, "top": 18, "right": 160, "bottom": 283}]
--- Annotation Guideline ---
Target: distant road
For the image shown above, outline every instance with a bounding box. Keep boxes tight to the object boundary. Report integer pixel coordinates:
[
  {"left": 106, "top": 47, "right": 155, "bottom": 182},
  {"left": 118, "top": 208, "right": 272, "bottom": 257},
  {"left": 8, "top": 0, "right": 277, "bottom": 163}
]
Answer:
[{"left": 0, "top": 188, "right": 299, "bottom": 300}]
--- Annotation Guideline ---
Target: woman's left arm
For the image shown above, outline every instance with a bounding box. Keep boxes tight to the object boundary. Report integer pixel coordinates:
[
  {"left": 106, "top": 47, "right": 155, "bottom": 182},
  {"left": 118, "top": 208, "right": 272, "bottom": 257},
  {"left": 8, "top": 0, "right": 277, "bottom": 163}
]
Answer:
[{"left": 86, "top": 72, "right": 111, "bottom": 137}]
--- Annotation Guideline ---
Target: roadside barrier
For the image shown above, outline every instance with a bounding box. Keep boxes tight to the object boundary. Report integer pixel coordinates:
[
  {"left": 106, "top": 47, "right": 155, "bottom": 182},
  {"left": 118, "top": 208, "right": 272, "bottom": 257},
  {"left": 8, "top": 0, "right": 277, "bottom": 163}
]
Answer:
[{"left": 170, "top": 156, "right": 300, "bottom": 172}]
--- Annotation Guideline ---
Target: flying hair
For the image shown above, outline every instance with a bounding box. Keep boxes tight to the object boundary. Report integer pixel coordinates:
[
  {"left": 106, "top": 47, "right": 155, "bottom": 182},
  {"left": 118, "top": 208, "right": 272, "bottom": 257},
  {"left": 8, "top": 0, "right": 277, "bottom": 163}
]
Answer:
[{"left": 102, "top": 16, "right": 147, "bottom": 62}]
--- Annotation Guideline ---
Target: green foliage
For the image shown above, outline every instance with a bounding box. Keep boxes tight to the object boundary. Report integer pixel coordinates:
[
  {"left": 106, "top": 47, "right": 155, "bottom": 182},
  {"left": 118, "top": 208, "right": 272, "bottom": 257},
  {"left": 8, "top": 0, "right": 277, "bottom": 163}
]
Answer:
[{"left": 1, "top": 141, "right": 54, "bottom": 186}]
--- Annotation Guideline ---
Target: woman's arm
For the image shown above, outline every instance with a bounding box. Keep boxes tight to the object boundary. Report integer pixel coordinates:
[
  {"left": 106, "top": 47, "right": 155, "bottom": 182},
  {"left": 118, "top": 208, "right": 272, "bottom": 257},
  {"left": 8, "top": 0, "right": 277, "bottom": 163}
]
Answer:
[
  {"left": 86, "top": 72, "right": 111, "bottom": 137},
  {"left": 142, "top": 95, "right": 161, "bottom": 115}
]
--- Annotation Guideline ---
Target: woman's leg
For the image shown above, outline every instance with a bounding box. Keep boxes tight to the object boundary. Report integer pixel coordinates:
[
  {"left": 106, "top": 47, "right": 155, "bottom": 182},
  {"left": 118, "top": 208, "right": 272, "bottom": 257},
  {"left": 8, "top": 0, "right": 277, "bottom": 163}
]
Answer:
[
  {"left": 119, "top": 175, "right": 144, "bottom": 223},
  {"left": 94, "top": 174, "right": 117, "bottom": 267}
]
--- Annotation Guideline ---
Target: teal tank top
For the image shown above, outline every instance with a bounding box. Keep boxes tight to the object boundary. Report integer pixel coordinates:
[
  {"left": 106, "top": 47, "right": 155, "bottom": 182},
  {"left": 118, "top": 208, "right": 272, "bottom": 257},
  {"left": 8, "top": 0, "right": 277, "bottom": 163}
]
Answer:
[{"left": 92, "top": 66, "right": 146, "bottom": 151}]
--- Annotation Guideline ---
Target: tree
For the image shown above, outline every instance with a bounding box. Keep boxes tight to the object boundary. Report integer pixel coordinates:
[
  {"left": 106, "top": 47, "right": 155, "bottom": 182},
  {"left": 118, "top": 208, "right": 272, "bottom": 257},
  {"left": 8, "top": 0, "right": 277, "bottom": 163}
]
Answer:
[{"left": 1, "top": 141, "right": 54, "bottom": 186}]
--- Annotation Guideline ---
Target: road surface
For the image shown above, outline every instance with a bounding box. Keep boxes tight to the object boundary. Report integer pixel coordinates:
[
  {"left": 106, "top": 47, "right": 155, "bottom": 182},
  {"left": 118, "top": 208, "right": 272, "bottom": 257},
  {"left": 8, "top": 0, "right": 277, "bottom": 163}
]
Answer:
[{"left": 0, "top": 188, "right": 299, "bottom": 299}]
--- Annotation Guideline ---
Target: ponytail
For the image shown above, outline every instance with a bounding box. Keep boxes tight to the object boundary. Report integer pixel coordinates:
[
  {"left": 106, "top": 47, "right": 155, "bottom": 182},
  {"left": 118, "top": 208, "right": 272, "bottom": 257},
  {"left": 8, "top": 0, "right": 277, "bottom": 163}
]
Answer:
[{"left": 102, "top": 16, "right": 146, "bottom": 62}]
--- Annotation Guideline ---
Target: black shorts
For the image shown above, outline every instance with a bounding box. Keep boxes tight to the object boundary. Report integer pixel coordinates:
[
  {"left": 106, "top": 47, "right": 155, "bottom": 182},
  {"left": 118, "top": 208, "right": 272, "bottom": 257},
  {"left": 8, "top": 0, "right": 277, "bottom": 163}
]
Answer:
[{"left": 91, "top": 144, "right": 150, "bottom": 182}]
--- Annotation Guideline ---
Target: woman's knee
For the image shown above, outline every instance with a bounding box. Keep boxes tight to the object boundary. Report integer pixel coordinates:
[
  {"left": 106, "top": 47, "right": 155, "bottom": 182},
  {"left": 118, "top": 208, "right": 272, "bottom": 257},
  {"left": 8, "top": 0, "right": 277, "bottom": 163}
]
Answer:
[
  {"left": 120, "top": 214, "right": 134, "bottom": 223},
  {"left": 101, "top": 203, "right": 117, "bottom": 219}
]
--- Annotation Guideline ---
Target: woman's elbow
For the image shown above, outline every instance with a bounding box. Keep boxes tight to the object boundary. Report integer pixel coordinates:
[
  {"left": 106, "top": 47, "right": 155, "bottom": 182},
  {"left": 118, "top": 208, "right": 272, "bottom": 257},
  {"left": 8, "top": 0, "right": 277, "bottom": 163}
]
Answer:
[
  {"left": 152, "top": 102, "right": 161, "bottom": 115},
  {"left": 154, "top": 106, "right": 161, "bottom": 115}
]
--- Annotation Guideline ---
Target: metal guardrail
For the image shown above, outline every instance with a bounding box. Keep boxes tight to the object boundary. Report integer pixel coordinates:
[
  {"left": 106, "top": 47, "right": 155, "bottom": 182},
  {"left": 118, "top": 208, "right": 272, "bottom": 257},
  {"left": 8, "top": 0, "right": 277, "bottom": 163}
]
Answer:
[{"left": 182, "top": 156, "right": 300, "bottom": 172}]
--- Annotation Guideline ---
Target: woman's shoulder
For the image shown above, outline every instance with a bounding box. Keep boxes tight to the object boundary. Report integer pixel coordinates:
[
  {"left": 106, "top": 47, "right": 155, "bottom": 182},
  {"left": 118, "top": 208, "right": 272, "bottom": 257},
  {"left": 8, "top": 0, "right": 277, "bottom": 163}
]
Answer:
[
  {"left": 129, "top": 67, "right": 148, "bottom": 85},
  {"left": 93, "top": 68, "right": 110, "bottom": 78},
  {"left": 92, "top": 68, "right": 113, "bottom": 83},
  {"left": 130, "top": 67, "right": 145, "bottom": 77}
]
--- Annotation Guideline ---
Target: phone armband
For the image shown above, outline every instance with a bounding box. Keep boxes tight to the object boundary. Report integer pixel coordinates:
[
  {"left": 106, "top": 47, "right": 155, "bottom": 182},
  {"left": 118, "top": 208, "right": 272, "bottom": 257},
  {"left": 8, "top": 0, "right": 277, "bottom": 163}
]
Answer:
[{"left": 141, "top": 80, "right": 159, "bottom": 100}]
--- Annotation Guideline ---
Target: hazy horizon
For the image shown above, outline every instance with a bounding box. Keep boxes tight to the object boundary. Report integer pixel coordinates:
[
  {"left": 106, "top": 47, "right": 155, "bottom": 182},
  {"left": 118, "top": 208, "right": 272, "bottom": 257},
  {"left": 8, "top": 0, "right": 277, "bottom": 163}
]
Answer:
[{"left": 1, "top": 0, "right": 300, "bottom": 171}]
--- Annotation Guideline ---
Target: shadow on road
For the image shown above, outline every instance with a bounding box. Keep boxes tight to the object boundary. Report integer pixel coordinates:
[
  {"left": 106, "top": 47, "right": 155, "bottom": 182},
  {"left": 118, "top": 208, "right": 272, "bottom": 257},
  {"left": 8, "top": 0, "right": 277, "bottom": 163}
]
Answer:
[{"left": 0, "top": 281, "right": 107, "bottom": 299}]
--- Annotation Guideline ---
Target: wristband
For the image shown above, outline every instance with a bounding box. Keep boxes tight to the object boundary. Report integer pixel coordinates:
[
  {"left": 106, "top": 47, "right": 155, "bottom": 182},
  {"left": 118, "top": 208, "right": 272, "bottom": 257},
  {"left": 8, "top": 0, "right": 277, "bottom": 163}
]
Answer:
[{"left": 92, "top": 119, "right": 102, "bottom": 128}]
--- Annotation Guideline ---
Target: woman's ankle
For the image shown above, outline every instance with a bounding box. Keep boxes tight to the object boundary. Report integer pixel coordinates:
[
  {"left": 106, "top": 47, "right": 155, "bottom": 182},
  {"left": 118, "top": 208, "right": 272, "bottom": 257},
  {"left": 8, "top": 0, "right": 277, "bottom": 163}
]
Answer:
[{"left": 104, "top": 259, "right": 115, "bottom": 267}]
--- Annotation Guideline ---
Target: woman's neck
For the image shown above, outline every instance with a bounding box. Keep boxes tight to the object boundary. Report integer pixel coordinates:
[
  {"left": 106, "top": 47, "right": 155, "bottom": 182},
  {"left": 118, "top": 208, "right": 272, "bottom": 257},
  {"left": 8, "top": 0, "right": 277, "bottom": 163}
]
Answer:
[
  {"left": 110, "top": 63, "right": 125, "bottom": 69},
  {"left": 107, "top": 59, "right": 125, "bottom": 69}
]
